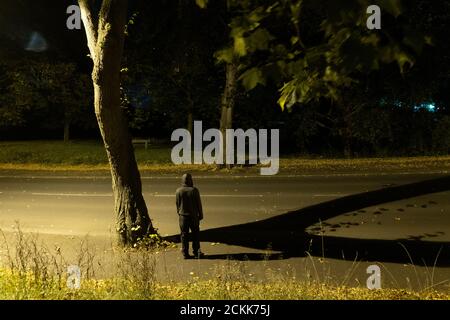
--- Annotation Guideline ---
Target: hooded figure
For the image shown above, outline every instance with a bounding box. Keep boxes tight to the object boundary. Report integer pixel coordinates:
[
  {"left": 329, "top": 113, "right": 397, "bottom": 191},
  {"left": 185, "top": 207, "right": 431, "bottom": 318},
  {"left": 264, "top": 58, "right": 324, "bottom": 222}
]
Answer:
[{"left": 176, "top": 173, "right": 204, "bottom": 259}]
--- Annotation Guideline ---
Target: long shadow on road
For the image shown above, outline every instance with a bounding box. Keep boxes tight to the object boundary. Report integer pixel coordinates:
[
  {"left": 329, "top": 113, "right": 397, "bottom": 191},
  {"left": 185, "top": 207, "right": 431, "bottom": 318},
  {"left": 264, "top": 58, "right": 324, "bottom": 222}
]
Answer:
[{"left": 165, "top": 175, "right": 450, "bottom": 266}]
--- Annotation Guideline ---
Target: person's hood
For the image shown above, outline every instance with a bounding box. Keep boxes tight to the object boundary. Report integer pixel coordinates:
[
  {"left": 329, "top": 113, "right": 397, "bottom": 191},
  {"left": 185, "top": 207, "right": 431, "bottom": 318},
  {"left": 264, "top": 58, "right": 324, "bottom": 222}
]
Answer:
[{"left": 181, "top": 173, "right": 193, "bottom": 187}]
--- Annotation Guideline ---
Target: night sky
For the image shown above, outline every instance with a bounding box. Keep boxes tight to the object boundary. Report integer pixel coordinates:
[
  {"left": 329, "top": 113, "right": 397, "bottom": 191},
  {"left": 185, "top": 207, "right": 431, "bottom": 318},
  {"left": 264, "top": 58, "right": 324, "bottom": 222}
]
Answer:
[{"left": 0, "top": 0, "right": 87, "bottom": 63}]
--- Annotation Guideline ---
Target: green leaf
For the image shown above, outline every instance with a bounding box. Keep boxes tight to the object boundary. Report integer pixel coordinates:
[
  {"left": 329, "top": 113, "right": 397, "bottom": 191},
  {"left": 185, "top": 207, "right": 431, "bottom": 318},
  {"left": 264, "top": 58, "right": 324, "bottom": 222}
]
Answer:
[
  {"left": 379, "top": 0, "right": 402, "bottom": 18},
  {"left": 240, "top": 67, "right": 265, "bottom": 90},
  {"left": 195, "top": 0, "right": 208, "bottom": 9},
  {"left": 246, "top": 28, "right": 274, "bottom": 52},
  {"left": 278, "top": 81, "right": 298, "bottom": 110},
  {"left": 396, "top": 51, "right": 414, "bottom": 73},
  {"left": 214, "top": 48, "right": 235, "bottom": 64},
  {"left": 234, "top": 36, "right": 247, "bottom": 56}
]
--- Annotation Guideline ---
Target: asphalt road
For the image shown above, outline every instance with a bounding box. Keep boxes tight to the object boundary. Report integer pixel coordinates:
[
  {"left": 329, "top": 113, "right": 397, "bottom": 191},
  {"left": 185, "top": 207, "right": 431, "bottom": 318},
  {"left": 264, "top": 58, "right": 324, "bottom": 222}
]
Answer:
[
  {"left": 0, "top": 172, "right": 449, "bottom": 240},
  {"left": 0, "top": 171, "right": 449, "bottom": 289}
]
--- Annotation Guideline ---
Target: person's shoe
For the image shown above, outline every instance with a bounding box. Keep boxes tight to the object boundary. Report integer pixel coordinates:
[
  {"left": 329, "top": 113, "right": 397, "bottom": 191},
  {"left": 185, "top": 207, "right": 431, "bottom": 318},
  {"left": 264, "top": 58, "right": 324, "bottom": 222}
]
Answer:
[
  {"left": 182, "top": 251, "right": 193, "bottom": 259},
  {"left": 194, "top": 251, "right": 205, "bottom": 259}
]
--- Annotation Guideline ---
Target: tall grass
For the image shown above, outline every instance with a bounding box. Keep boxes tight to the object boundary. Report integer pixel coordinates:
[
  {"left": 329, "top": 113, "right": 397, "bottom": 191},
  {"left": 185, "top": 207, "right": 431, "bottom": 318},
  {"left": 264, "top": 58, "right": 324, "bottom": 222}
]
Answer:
[{"left": 0, "top": 226, "right": 448, "bottom": 300}]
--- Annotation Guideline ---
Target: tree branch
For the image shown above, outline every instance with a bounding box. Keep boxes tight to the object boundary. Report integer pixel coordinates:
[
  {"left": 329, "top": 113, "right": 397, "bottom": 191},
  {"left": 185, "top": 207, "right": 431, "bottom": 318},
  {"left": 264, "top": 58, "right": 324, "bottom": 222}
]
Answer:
[{"left": 78, "top": 0, "right": 99, "bottom": 60}]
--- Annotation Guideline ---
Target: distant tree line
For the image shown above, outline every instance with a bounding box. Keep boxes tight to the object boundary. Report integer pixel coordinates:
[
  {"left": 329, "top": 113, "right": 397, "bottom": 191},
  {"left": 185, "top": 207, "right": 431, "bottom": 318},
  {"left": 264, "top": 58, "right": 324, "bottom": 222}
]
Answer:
[
  {"left": 0, "top": 45, "right": 96, "bottom": 141},
  {"left": 0, "top": 0, "right": 449, "bottom": 157}
]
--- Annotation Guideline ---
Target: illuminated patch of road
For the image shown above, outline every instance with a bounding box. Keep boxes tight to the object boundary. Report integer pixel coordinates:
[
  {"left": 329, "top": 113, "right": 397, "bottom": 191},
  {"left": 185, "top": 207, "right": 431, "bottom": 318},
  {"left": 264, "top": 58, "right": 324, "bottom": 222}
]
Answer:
[
  {"left": 313, "top": 194, "right": 350, "bottom": 197},
  {"left": 30, "top": 192, "right": 264, "bottom": 198}
]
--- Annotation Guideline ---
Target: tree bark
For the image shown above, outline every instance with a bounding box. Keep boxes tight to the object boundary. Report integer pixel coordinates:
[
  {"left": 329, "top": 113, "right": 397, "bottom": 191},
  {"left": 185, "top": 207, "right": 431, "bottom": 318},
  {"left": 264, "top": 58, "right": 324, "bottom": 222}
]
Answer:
[
  {"left": 187, "top": 111, "right": 193, "bottom": 136},
  {"left": 338, "top": 100, "right": 354, "bottom": 158},
  {"left": 64, "top": 107, "right": 70, "bottom": 143},
  {"left": 219, "top": 62, "right": 238, "bottom": 133},
  {"left": 63, "top": 121, "right": 70, "bottom": 143},
  {"left": 219, "top": 62, "right": 238, "bottom": 166},
  {"left": 187, "top": 90, "right": 194, "bottom": 136},
  {"left": 79, "top": 0, "right": 154, "bottom": 245}
]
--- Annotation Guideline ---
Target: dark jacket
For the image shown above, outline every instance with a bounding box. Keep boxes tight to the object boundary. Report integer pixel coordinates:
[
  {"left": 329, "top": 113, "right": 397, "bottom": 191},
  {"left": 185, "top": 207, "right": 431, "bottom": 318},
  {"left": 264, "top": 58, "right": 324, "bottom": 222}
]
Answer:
[{"left": 176, "top": 173, "right": 203, "bottom": 220}]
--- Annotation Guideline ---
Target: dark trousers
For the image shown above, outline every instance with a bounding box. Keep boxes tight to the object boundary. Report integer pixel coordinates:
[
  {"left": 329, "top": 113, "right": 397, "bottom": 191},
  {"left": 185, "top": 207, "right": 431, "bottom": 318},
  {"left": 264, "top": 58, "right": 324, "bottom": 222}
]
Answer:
[{"left": 179, "top": 215, "right": 200, "bottom": 256}]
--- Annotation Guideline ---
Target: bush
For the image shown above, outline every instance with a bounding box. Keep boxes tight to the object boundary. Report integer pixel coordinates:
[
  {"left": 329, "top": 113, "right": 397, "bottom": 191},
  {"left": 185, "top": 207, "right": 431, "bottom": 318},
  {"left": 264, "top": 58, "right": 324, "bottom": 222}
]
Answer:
[{"left": 432, "top": 116, "right": 450, "bottom": 154}]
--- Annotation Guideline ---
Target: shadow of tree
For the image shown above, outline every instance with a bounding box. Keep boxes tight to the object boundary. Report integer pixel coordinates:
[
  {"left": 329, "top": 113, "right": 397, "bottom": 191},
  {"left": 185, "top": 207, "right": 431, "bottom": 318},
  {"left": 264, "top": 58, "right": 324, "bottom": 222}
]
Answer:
[{"left": 164, "top": 175, "right": 450, "bottom": 266}]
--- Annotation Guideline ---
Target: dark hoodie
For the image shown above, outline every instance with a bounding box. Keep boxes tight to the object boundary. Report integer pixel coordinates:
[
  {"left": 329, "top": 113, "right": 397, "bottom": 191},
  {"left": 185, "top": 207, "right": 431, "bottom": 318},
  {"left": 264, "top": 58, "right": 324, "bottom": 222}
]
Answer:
[{"left": 176, "top": 173, "right": 203, "bottom": 220}]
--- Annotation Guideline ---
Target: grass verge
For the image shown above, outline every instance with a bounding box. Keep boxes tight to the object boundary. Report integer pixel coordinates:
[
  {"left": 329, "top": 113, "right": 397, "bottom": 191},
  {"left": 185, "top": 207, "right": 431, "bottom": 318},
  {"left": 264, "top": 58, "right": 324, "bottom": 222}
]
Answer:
[
  {"left": 0, "top": 226, "right": 448, "bottom": 300},
  {"left": 1, "top": 270, "right": 448, "bottom": 300},
  {"left": 1, "top": 140, "right": 450, "bottom": 174}
]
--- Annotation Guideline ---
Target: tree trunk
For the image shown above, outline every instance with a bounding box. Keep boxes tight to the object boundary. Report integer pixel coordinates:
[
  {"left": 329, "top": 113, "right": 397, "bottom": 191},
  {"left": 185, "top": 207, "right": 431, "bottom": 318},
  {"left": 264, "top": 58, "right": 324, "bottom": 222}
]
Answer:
[
  {"left": 219, "top": 62, "right": 238, "bottom": 133},
  {"left": 340, "top": 101, "right": 353, "bottom": 158},
  {"left": 187, "top": 111, "right": 193, "bottom": 136},
  {"left": 219, "top": 62, "right": 238, "bottom": 166},
  {"left": 343, "top": 133, "right": 352, "bottom": 158},
  {"left": 187, "top": 91, "right": 194, "bottom": 136},
  {"left": 63, "top": 119, "right": 70, "bottom": 143},
  {"left": 79, "top": 0, "right": 154, "bottom": 245},
  {"left": 64, "top": 106, "right": 70, "bottom": 143}
]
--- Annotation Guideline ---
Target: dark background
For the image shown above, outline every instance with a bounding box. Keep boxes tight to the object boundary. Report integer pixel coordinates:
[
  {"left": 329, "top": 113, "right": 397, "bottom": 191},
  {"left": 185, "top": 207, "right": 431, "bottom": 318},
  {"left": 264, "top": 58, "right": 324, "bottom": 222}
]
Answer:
[{"left": 0, "top": 0, "right": 449, "bottom": 157}]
